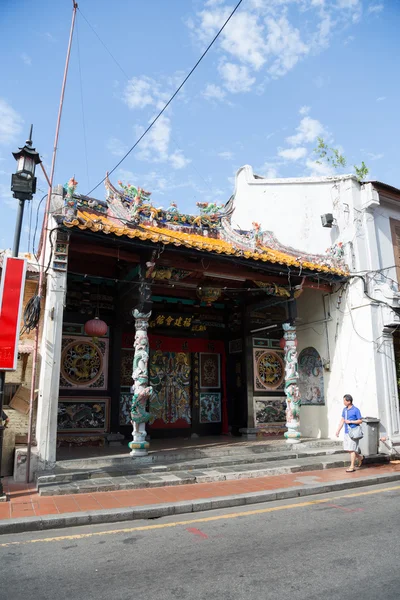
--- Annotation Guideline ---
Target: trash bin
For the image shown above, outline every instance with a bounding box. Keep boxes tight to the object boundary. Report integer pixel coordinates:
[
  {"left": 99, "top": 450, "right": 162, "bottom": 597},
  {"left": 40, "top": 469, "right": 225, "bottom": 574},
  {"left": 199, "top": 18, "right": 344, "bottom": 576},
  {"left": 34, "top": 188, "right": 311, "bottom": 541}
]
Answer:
[{"left": 359, "top": 417, "right": 380, "bottom": 457}]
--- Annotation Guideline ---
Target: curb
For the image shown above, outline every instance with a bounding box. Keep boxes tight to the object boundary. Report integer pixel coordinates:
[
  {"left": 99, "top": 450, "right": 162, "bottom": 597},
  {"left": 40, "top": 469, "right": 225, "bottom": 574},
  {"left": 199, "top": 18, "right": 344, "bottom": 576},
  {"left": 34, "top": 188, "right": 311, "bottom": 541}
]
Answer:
[{"left": 2, "top": 471, "right": 400, "bottom": 536}]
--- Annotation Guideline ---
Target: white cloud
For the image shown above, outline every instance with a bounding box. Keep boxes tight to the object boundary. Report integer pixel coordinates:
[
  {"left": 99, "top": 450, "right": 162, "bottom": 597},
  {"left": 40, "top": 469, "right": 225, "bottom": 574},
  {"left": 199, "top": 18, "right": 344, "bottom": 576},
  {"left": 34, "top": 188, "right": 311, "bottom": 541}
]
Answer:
[
  {"left": 265, "top": 16, "right": 309, "bottom": 77},
  {"left": 305, "top": 158, "right": 335, "bottom": 177},
  {"left": 313, "top": 14, "right": 332, "bottom": 49},
  {"left": 169, "top": 151, "right": 191, "bottom": 170},
  {"left": 107, "top": 137, "right": 127, "bottom": 157},
  {"left": 0, "top": 98, "right": 23, "bottom": 145},
  {"left": 219, "top": 11, "right": 267, "bottom": 70},
  {"left": 120, "top": 74, "right": 191, "bottom": 169},
  {"left": 336, "top": 0, "right": 359, "bottom": 7},
  {"left": 138, "top": 114, "right": 171, "bottom": 158},
  {"left": 194, "top": 6, "right": 232, "bottom": 44},
  {"left": 135, "top": 115, "right": 191, "bottom": 170},
  {"left": 218, "top": 151, "right": 234, "bottom": 160},
  {"left": 188, "top": 1, "right": 363, "bottom": 97},
  {"left": 260, "top": 164, "right": 279, "bottom": 178},
  {"left": 286, "top": 116, "right": 326, "bottom": 146},
  {"left": 367, "top": 3, "right": 384, "bottom": 14},
  {"left": 21, "top": 53, "right": 32, "bottom": 66},
  {"left": 123, "top": 77, "right": 155, "bottom": 110},
  {"left": 117, "top": 169, "right": 138, "bottom": 183},
  {"left": 299, "top": 105, "right": 311, "bottom": 115},
  {"left": 376, "top": 96, "right": 386, "bottom": 102},
  {"left": 278, "top": 147, "right": 308, "bottom": 161},
  {"left": 366, "top": 152, "right": 384, "bottom": 161},
  {"left": 218, "top": 62, "right": 256, "bottom": 93},
  {"left": 202, "top": 83, "right": 226, "bottom": 101}
]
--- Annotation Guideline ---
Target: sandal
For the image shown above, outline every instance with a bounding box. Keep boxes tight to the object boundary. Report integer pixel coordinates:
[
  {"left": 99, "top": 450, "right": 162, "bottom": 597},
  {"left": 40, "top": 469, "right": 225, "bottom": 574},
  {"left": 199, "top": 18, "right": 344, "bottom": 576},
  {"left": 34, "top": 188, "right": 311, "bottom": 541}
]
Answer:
[
  {"left": 346, "top": 468, "right": 356, "bottom": 472},
  {"left": 357, "top": 456, "right": 364, "bottom": 468}
]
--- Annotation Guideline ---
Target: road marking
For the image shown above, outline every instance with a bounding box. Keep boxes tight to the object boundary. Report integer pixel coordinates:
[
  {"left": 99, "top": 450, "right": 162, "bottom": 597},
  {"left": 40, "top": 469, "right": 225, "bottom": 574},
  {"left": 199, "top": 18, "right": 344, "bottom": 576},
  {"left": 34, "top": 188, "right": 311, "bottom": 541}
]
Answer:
[
  {"left": 1, "top": 484, "right": 399, "bottom": 548},
  {"left": 186, "top": 527, "right": 208, "bottom": 539}
]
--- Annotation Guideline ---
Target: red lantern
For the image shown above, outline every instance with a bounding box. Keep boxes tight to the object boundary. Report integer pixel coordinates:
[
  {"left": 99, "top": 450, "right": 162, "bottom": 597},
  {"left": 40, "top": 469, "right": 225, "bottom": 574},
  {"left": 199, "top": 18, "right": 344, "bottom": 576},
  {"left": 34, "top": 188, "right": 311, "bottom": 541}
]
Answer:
[
  {"left": 84, "top": 317, "right": 108, "bottom": 338},
  {"left": 279, "top": 337, "right": 286, "bottom": 349}
]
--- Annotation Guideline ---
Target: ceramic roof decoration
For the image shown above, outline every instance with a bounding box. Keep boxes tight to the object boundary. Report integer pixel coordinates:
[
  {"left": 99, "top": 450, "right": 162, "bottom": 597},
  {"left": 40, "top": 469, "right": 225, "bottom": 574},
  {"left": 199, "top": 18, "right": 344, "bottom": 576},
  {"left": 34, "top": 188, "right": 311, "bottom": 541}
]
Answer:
[{"left": 58, "top": 176, "right": 349, "bottom": 276}]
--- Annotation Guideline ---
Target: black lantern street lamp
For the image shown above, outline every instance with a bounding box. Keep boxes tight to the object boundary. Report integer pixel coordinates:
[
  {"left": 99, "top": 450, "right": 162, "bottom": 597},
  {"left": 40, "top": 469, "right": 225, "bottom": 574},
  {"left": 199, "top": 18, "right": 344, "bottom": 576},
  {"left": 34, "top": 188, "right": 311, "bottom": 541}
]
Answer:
[{"left": 10, "top": 125, "right": 41, "bottom": 257}]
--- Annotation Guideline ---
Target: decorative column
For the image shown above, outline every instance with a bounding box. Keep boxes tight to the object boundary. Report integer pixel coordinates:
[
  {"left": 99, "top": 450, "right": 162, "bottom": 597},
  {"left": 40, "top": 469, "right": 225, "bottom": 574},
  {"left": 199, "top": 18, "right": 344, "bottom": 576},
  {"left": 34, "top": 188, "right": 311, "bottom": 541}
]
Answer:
[
  {"left": 129, "top": 309, "right": 152, "bottom": 457},
  {"left": 283, "top": 322, "right": 301, "bottom": 444}
]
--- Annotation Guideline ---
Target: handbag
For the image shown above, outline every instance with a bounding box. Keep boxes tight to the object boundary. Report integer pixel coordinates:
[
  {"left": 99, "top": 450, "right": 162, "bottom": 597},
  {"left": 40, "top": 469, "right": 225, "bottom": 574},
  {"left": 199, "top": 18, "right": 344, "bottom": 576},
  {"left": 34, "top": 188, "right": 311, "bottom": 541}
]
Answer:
[{"left": 346, "top": 409, "right": 364, "bottom": 440}]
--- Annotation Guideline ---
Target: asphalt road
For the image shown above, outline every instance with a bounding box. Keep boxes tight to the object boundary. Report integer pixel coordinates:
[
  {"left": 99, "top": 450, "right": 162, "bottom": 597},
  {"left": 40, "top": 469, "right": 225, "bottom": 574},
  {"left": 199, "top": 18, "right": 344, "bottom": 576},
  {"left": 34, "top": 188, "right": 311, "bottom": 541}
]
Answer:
[{"left": 1, "top": 483, "right": 400, "bottom": 600}]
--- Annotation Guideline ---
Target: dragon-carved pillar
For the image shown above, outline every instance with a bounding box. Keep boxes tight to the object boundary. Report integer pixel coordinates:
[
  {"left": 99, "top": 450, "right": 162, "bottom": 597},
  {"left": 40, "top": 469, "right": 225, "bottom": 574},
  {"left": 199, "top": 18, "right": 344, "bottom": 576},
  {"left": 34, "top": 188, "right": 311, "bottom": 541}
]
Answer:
[
  {"left": 283, "top": 322, "right": 301, "bottom": 444},
  {"left": 129, "top": 309, "right": 152, "bottom": 457}
]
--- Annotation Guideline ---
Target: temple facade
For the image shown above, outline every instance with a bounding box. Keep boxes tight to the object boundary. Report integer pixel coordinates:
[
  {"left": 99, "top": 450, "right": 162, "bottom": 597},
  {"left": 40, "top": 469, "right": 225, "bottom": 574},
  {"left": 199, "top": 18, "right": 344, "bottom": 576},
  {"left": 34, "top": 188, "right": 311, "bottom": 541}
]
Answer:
[{"left": 27, "top": 166, "right": 400, "bottom": 473}]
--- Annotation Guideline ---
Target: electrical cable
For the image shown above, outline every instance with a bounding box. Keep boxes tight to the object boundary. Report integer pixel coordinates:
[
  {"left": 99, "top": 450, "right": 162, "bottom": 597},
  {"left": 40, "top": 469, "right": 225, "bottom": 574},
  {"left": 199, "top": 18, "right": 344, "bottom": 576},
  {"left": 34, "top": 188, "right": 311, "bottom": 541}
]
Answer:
[
  {"left": 32, "top": 194, "right": 47, "bottom": 259},
  {"left": 21, "top": 293, "right": 41, "bottom": 335},
  {"left": 83, "top": 0, "right": 244, "bottom": 197},
  {"left": 21, "top": 227, "right": 59, "bottom": 334},
  {"left": 77, "top": 8, "right": 131, "bottom": 81}
]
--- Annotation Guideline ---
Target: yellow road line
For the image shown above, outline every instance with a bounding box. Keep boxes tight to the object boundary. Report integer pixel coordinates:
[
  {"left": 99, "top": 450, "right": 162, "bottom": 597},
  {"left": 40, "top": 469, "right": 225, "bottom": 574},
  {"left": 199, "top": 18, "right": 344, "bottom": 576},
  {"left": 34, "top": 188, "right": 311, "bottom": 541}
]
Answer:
[{"left": 1, "top": 484, "right": 399, "bottom": 548}]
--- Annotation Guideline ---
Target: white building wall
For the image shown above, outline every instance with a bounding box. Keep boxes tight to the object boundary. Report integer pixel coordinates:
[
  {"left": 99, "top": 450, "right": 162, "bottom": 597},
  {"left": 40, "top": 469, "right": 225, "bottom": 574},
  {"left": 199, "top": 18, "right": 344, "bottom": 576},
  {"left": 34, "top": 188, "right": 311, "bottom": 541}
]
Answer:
[{"left": 233, "top": 166, "right": 400, "bottom": 444}]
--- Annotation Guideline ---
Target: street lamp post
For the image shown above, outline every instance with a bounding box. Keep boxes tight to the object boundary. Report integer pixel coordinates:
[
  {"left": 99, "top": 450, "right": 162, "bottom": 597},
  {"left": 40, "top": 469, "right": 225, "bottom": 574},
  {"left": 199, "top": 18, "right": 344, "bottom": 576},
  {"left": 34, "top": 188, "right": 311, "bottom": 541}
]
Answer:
[{"left": 0, "top": 126, "right": 40, "bottom": 499}]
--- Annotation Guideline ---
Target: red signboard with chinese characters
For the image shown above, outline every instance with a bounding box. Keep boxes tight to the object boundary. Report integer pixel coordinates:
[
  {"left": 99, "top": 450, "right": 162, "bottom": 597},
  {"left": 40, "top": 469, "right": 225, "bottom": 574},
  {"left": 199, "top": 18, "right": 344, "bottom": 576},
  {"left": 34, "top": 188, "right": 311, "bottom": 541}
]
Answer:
[{"left": 0, "top": 256, "right": 27, "bottom": 370}]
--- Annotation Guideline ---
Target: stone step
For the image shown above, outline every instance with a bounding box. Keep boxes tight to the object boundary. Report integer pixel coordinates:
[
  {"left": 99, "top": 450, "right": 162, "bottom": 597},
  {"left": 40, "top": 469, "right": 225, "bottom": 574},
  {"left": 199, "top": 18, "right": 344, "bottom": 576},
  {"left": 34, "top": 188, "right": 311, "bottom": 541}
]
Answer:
[
  {"left": 42, "top": 438, "right": 343, "bottom": 475},
  {"left": 36, "top": 446, "right": 344, "bottom": 487},
  {"left": 37, "top": 452, "right": 389, "bottom": 497}
]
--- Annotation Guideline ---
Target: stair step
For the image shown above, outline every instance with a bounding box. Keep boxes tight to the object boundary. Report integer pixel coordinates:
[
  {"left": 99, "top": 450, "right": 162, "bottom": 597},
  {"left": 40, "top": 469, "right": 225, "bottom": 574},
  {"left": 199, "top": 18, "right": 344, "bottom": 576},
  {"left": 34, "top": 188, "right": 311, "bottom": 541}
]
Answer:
[
  {"left": 49, "top": 439, "right": 343, "bottom": 472},
  {"left": 36, "top": 447, "right": 344, "bottom": 487},
  {"left": 38, "top": 452, "right": 389, "bottom": 497}
]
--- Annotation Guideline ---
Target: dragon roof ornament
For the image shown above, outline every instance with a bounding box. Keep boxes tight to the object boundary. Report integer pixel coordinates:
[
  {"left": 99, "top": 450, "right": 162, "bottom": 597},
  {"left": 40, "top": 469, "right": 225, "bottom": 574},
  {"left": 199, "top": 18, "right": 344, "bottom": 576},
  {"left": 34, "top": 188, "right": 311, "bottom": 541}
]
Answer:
[
  {"left": 105, "top": 174, "right": 234, "bottom": 231},
  {"left": 60, "top": 175, "right": 349, "bottom": 275}
]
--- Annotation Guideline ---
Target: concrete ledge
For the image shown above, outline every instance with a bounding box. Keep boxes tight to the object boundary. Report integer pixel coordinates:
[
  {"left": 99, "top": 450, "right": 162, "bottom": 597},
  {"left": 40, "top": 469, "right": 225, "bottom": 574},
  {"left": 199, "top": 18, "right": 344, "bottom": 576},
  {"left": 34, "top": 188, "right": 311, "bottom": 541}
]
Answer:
[{"left": 3, "top": 471, "right": 400, "bottom": 535}]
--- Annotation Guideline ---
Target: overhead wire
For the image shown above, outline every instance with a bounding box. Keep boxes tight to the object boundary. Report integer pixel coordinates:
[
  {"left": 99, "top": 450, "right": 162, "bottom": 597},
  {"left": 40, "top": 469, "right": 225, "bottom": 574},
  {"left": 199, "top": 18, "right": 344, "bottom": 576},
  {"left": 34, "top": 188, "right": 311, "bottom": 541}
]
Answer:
[
  {"left": 83, "top": 0, "right": 245, "bottom": 197},
  {"left": 77, "top": 8, "right": 131, "bottom": 81},
  {"left": 32, "top": 194, "right": 47, "bottom": 259},
  {"left": 77, "top": 7, "right": 226, "bottom": 203}
]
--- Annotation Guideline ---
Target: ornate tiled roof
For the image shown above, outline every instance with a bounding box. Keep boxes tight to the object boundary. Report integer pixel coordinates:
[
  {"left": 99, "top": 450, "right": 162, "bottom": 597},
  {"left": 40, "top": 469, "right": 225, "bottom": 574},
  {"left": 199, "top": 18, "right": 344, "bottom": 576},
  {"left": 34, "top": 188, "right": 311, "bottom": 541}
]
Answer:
[{"left": 59, "top": 176, "right": 349, "bottom": 276}]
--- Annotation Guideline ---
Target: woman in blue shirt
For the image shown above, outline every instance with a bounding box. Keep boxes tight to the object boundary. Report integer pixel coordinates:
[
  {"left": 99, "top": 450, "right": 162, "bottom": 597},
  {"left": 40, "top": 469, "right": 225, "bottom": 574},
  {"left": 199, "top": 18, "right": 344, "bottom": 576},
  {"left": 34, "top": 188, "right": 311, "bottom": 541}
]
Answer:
[{"left": 335, "top": 394, "right": 363, "bottom": 472}]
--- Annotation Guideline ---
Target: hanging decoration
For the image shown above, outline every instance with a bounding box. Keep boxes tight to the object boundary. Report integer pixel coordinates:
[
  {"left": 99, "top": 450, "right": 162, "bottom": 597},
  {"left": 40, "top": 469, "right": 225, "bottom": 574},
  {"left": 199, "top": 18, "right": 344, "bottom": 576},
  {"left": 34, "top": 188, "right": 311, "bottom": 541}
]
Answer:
[
  {"left": 84, "top": 284, "right": 108, "bottom": 342},
  {"left": 196, "top": 286, "right": 222, "bottom": 306},
  {"left": 84, "top": 317, "right": 108, "bottom": 341}
]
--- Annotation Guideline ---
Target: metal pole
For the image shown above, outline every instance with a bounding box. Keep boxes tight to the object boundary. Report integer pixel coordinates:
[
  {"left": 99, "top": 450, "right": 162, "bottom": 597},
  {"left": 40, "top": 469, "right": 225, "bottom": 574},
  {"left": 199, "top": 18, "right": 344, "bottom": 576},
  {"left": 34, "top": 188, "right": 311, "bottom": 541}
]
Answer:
[
  {"left": 12, "top": 199, "right": 26, "bottom": 259},
  {"left": 25, "top": 1, "right": 78, "bottom": 483},
  {"left": 0, "top": 373, "right": 6, "bottom": 498}
]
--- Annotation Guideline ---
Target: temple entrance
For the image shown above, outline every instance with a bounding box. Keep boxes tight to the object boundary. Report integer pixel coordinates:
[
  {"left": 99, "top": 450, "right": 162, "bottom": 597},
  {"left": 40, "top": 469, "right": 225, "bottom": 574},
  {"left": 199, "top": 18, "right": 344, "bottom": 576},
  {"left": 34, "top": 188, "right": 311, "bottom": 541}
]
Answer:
[
  {"left": 149, "top": 350, "right": 192, "bottom": 430},
  {"left": 145, "top": 335, "right": 226, "bottom": 438}
]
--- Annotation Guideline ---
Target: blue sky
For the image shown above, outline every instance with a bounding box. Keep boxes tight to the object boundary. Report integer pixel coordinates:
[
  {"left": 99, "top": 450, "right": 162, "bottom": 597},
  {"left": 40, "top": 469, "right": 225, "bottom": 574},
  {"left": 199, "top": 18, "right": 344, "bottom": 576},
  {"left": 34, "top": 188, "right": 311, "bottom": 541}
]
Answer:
[{"left": 0, "top": 0, "right": 399, "bottom": 251}]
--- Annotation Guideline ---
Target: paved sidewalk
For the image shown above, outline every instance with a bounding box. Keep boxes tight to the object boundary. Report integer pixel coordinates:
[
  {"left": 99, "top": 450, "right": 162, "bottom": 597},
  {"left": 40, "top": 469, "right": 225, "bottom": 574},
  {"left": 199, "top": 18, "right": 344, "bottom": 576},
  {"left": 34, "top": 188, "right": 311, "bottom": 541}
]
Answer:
[{"left": 2, "top": 462, "right": 400, "bottom": 524}]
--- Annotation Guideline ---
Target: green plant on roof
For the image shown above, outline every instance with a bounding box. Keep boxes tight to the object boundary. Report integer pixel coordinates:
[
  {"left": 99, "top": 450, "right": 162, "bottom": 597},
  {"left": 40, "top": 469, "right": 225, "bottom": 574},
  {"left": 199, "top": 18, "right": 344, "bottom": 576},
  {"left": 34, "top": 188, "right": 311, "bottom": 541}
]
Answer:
[{"left": 314, "top": 137, "right": 369, "bottom": 182}]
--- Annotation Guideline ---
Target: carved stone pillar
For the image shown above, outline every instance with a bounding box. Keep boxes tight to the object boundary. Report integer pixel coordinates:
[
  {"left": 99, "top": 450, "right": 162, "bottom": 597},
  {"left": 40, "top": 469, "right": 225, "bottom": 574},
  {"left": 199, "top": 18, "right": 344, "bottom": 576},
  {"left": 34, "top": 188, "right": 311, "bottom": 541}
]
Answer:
[
  {"left": 283, "top": 322, "right": 301, "bottom": 444},
  {"left": 129, "top": 309, "right": 152, "bottom": 457}
]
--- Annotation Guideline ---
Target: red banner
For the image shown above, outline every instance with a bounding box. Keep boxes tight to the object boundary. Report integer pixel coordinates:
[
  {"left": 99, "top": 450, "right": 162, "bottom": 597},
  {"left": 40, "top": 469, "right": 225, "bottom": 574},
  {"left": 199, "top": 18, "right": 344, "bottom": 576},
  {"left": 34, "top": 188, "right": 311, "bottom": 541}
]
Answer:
[{"left": 0, "top": 257, "right": 27, "bottom": 370}]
